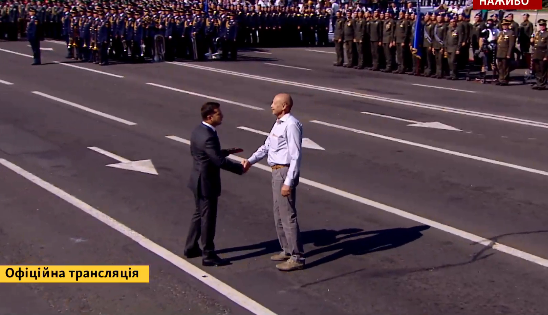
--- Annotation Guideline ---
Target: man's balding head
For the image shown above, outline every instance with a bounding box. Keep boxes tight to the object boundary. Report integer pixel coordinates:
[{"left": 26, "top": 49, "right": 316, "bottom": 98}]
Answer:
[{"left": 271, "top": 93, "right": 293, "bottom": 118}]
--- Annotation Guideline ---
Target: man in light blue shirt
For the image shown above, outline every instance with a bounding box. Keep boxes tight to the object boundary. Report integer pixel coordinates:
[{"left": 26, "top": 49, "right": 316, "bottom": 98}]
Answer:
[{"left": 243, "top": 93, "right": 305, "bottom": 272}]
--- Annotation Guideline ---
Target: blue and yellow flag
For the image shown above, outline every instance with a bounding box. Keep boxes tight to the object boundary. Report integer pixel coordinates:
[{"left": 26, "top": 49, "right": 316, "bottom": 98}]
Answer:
[{"left": 412, "top": 2, "right": 423, "bottom": 59}]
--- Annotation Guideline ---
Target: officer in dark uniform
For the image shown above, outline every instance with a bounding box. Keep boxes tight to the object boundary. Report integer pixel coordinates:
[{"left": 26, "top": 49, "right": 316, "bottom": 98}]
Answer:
[
  {"left": 222, "top": 12, "right": 237, "bottom": 61},
  {"left": 519, "top": 13, "right": 534, "bottom": 67},
  {"left": 496, "top": 19, "right": 515, "bottom": 85},
  {"left": 98, "top": 10, "right": 110, "bottom": 65},
  {"left": 531, "top": 19, "right": 548, "bottom": 90},
  {"left": 27, "top": 7, "right": 41, "bottom": 65}
]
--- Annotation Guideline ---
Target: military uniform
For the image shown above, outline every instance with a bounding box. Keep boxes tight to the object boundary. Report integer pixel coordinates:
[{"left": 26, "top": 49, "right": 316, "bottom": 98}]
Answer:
[
  {"left": 343, "top": 11, "right": 354, "bottom": 68},
  {"left": 496, "top": 19, "right": 516, "bottom": 85},
  {"left": 432, "top": 14, "right": 447, "bottom": 78},
  {"left": 354, "top": 12, "right": 366, "bottom": 69},
  {"left": 445, "top": 19, "right": 462, "bottom": 80},
  {"left": 333, "top": 12, "right": 344, "bottom": 67},
  {"left": 27, "top": 7, "right": 41, "bottom": 65},
  {"left": 394, "top": 12, "right": 409, "bottom": 74},
  {"left": 531, "top": 19, "right": 548, "bottom": 90},
  {"left": 368, "top": 13, "right": 382, "bottom": 71},
  {"left": 382, "top": 13, "right": 395, "bottom": 72}
]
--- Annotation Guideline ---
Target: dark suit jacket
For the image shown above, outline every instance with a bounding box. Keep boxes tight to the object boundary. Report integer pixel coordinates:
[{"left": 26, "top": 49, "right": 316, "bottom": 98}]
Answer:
[{"left": 187, "top": 123, "right": 244, "bottom": 198}]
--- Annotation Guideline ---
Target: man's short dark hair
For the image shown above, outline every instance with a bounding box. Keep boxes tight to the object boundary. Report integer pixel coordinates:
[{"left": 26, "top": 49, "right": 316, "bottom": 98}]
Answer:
[{"left": 201, "top": 102, "right": 220, "bottom": 120}]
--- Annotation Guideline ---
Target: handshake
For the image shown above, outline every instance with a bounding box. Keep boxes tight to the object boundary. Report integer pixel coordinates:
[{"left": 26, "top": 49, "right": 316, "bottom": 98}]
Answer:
[
  {"left": 223, "top": 148, "right": 252, "bottom": 173},
  {"left": 241, "top": 159, "right": 252, "bottom": 173}
]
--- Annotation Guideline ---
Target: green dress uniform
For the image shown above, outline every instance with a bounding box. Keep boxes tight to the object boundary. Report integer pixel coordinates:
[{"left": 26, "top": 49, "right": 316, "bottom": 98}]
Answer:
[
  {"left": 531, "top": 19, "right": 548, "bottom": 90},
  {"left": 444, "top": 22, "right": 462, "bottom": 80},
  {"left": 333, "top": 14, "right": 345, "bottom": 66},
  {"left": 394, "top": 15, "right": 409, "bottom": 74},
  {"left": 496, "top": 20, "right": 516, "bottom": 85},
  {"left": 343, "top": 14, "right": 355, "bottom": 68},
  {"left": 368, "top": 16, "right": 383, "bottom": 71},
  {"left": 353, "top": 16, "right": 366, "bottom": 69},
  {"left": 432, "top": 19, "right": 447, "bottom": 78},
  {"left": 382, "top": 16, "right": 395, "bottom": 72}
]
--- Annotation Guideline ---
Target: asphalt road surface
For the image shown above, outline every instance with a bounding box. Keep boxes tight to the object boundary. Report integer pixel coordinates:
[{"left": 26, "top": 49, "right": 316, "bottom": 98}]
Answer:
[{"left": 1, "top": 40, "right": 548, "bottom": 315}]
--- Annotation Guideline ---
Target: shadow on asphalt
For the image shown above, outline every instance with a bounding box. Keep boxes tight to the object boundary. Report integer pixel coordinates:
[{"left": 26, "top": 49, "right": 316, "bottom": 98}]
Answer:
[{"left": 217, "top": 225, "right": 430, "bottom": 268}]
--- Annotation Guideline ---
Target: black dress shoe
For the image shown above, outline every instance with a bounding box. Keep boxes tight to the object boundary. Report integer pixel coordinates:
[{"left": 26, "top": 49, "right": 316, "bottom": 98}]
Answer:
[
  {"left": 202, "top": 254, "right": 230, "bottom": 267},
  {"left": 183, "top": 248, "right": 202, "bottom": 259}
]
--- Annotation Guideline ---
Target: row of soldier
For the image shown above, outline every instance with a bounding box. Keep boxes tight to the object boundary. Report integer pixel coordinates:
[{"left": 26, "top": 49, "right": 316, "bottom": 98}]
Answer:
[
  {"left": 2, "top": 1, "right": 335, "bottom": 48},
  {"left": 332, "top": 9, "right": 547, "bottom": 88},
  {"left": 21, "top": 3, "right": 241, "bottom": 64}
]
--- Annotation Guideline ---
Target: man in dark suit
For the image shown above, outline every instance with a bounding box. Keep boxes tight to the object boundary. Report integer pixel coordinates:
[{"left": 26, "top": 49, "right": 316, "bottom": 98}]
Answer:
[{"left": 184, "top": 102, "right": 246, "bottom": 267}]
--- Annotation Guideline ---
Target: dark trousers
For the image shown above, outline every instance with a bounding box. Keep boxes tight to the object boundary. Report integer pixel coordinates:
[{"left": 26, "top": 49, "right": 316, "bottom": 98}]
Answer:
[
  {"left": 370, "top": 41, "right": 380, "bottom": 69},
  {"left": 185, "top": 193, "right": 218, "bottom": 258},
  {"left": 497, "top": 58, "right": 510, "bottom": 82},
  {"left": 29, "top": 38, "right": 41, "bottom": 64},
  {"left": 334, "top": 40, "right": 344, "bottom": 65},
  {"left": 533, "top": 59, "right": 548, "bottom": 87}
]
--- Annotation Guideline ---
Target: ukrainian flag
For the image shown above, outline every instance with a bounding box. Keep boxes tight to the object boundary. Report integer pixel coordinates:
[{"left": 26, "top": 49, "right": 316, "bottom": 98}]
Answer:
[{"left": 412, "top": 2, "right": 423, "bottom": 59}]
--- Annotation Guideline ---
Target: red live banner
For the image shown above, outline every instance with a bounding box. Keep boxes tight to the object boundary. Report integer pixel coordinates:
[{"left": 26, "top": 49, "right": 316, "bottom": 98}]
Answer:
[{"left": 473, "top": 0, "right": 542, "bottom": 9}]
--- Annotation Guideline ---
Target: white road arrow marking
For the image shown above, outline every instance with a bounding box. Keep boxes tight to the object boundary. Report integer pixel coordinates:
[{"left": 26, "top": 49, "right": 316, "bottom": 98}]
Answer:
[
  {"left": 238, "top": 126, "right": 325, "bottom": 150},
  {"left": 361, "top": 111, "right": 461, "bottom": 131},
  {"left": 27, "top": 45, "right": 53, "bottom": 51},
  {"left": 88, "top": 147, "right": 158, "bottom": 175}
]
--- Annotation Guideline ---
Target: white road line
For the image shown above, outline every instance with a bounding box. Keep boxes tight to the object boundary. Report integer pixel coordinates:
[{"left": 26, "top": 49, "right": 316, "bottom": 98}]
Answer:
[
  {"left": 87, "top": 147, "right": 131, "bottom": 163},
  {"left": 311, "top": 120, "right": 548, "bottom": 177},
  {"left": 0, "top": 158, "right": 277, "bottom": 315},
  {"left": 305, "top": 49, "right": 336, "bottom": 54},
  {"left": 166, "top": 135, "right": 190, "bottom": 145},
  {"left": 27, "top": 45, "right": 53, "bottom": 51},
  {"left": 361, "top": 111, "right": 417, "bottom": 123},
  {"left": 146, "top": 82, "right": 264, "bottom": 111},
  {"left": 32, "top": 91, "right": 137, "bottom": 126},
  {"left": 264, "top": 63, "right": 311, "bottom": 71},
  {"left": 45, "top": 39, "right": 66, "bottom": 45},
  {"left": 171, "top": 63, "right": 548, "bottom": 130},
  {"left": 412, "top": 84, "right": 477, "bottom": 93},
  {"left": 0, "top": 47, "right": 33, "bottom": 58},
  {"left": 53, "top": 61, "right": 124, "bottom": 78},
  {"left": 237, "top": 126, "right": 269, "bottom": 136},
  {"left": 0, "top": 80, "right": 14, "bottom": 85},
  {"left": 165, "top": 135, "right": 548, "bottom": 268},
  {"left": 253, "top": 51, "right": 272, "bottom": 55}
]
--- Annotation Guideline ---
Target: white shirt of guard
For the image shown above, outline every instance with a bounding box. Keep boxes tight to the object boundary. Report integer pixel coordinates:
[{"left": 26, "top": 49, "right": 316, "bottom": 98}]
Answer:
[{"left": 248, "top": 113, "right": 303, "bottom": 187}]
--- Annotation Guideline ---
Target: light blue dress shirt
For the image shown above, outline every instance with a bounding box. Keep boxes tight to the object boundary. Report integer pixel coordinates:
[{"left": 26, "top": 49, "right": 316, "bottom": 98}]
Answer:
[{"left": 248, "top": 113, "right": 303, "bottom": 187}]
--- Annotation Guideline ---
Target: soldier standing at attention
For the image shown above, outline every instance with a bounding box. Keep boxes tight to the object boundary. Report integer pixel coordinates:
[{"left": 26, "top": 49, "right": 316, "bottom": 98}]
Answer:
[
  {"left": 423, "top": 12, "right": 435, "bottom": 77},
  {"left": 368, "top": 10, "right": 382, "bottom": 71},
  {"left": 333, "top": 10, "right": 344, "bottom": 67},
  {"left": 496, "top": 19, "right": 516, "bottom": 86},
  {"left": 343, "top": 10, "right": 355, "bottom": 68},
  {"left": 354, "top": 10, "right": 366, "bottom": 69},
  {"left": 382, "top": 11, "right": 395, "bottom": 72},
  {"left": 222, "top": 12, "right": 238, "bottom": 61},
  {"left": 394, "top": 11, "right": 408, "bottom": 74},
  {"left": 531, "top": 19, "right": 548, "bottom": 90},
  {"left": 444, "top": 17, "right": 462, "bottom": 80},
  {"left": 27, "top": 7, "right": 41, "bottom": 65},
  {"left": 519, "top": 13, "right": 534, "bottom": 67},
  {"left": 432, "top": 12, "right": 447, "bottom": 79}
]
